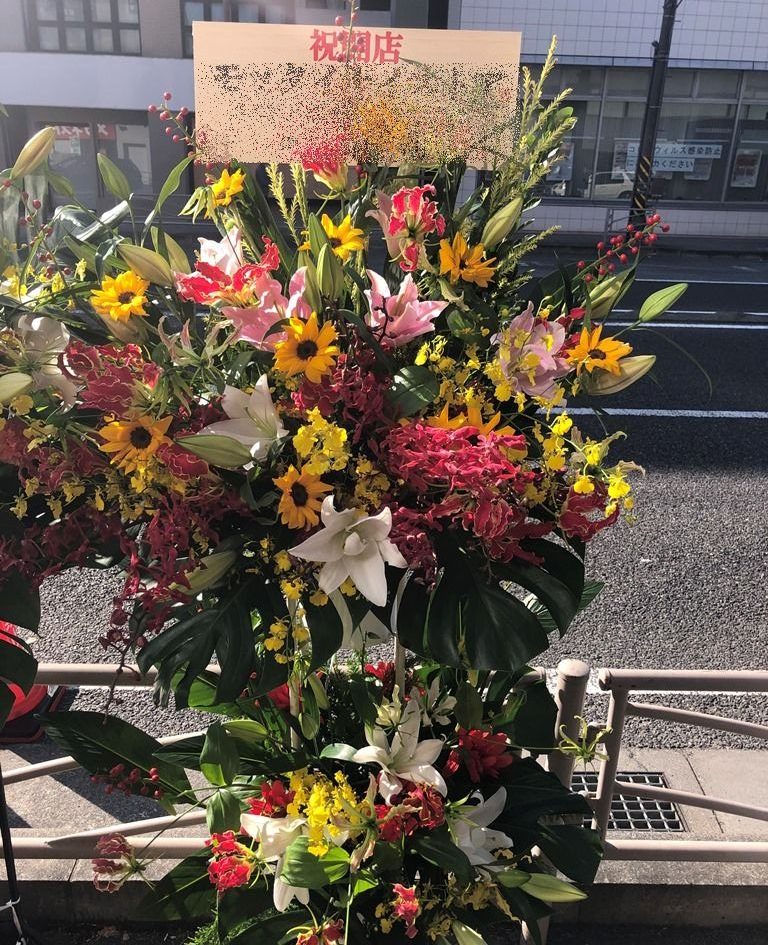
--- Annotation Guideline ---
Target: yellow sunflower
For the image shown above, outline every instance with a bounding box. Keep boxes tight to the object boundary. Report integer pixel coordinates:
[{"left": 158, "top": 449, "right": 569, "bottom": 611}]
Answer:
[
  {"left": 566, "top": 326, "right": 632, "bottom": 375},
  {"left": 210, "top": 167, "right": 246, "bottom": 208},
  {"left": 439, "top": 233, "right": 497, "bottom": 288},
  {"left": 274, "top": 465, "right": 333, "bottom": 530},
  {"left": 273, "top": 312, "right": 339, "bottom": 383},
  {"left": 98, "top": 414, "right": 173, "bottom": 479},
  {"left": 321, "top": 213, "right": 365, "bottom": 261},
  {"left": 90, "top": 271, "right": 149, "bottom": 323}
]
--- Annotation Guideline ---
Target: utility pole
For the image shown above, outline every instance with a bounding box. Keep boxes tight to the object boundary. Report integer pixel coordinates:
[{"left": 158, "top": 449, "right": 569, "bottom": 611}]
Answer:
[{"left": 629, "top": 0, "right": 681, "bottom": 227}]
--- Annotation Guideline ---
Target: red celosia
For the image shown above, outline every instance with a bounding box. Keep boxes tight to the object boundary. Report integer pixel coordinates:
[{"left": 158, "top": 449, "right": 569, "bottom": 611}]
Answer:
[
  {"left": 206, "top": 831, "right": 256, "bottom": 892},
  {"left": 388, "top": 506, "right": 438, "bottom": 586},
  {"left": 445, "top": 728, "right": 514, "bottom": 783},
  {"left": 61, "top": 340, "right": 147, "bottom": 415}
]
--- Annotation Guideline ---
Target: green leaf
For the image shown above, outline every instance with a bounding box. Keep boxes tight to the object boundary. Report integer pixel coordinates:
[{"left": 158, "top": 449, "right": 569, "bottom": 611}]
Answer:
[
  {"left": 304, "top": 596, "right": 344, "bottom": 670},
  {"left": 0, "top": 568, "right": 40, "bottom": 631},
  {"left": 308, "top": 213, "right": 331, "bottom": 256},
  {"left": 216, "top": 885, "right": 276, "bottom": 942},
  {"left": 522, "top": 872, "right": 587, "bottom": 903},
  {"left": 144, "top": 156, "right": 193, "bottom": 235},
  {"left": 319, "top": 743, "right": 357, "bottom": 762},
  {"left": 638, "top": 282, "right": 687, "bottom": 322},
  {"left": 230, "top": 911, "right": 312, "bottom": 945},
  {"left": 200, "top": 721, "right": 240, "bottom": 786},
  {"left": 411, "top": 826, "right": 472, "bottom": 884},
  {"left": 387, "top": 364, "right": 440, "bottom": 417},
  {"left": 452, "top": 921, "right": 487, "bottom": 945},
  {"left": 97, "top": 153, "right": 132, "bottom": 201},
  {"left": 143, "top": 852, "right": 214, "bottom": 920},
  {"left": 153, "top": 735, "right": 205, "bottom": 770},
  {"left": 502, "top": 679, "right": 557, "bottom": 751},
  {"left": 207, "top": 786, "right": 244, "bottom": 833},
  {"left": 455, "top": 682, "right": 484, "bottom": 730},
  {"left": 536, "top": 823, "right": 603, "bottom": 885},
  {"left": 280, "top": 836, "right": 350, "bottom": 889},
  {"left": 40, "top": 711, "right": 191, "bottom": 802}
]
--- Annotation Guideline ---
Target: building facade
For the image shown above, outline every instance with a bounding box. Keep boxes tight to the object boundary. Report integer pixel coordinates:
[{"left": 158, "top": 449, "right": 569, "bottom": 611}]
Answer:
[{"left": 1, "top": 0, "right": 766, "bottom": 243}]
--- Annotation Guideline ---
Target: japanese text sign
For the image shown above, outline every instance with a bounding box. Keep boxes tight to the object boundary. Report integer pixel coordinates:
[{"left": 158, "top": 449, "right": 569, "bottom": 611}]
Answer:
[{"left": 193, "top": 22, "right": 521, "bottom": 168}]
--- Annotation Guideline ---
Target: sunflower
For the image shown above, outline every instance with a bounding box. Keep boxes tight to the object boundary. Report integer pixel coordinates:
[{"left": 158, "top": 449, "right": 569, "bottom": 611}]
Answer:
[
  {"left": 90, "top": 271, "right": 149, "bottom": 323},
  {"left": 273, "top": 312, "right": 339, "bottom": 383},
  {"left": 566, "top": 326, "right": 632, "bottom": 375},
  {"left": 210, "top": 167, "right": 246, "bottom": 208},
  {"left": 274, "top": 465, "right": 333, "bottom": 530},
  {"left": 321, "top": 213, "right": 365, "bottom": 261},
  {"left": 439, "top": 233, "right": 496, "bottom": 288},
  {"left": 98, "top": 414, "right": 173, "bottom": 482}
]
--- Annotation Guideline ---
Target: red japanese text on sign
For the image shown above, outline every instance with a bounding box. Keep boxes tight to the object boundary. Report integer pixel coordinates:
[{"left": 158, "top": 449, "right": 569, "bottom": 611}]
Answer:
[{"left": 309, "top": 29, "right": 403, "bottom": 64}]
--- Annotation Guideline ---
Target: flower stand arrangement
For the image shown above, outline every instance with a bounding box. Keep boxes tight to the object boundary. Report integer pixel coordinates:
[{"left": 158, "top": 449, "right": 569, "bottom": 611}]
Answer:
[{"left": 0, "top": 37, "right": 686, "bottom": 945}]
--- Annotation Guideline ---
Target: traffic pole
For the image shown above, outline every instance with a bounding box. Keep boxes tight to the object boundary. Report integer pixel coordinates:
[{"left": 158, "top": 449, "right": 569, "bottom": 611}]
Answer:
[{"left": 629, "top": 0, "right": 681, "bottom": 228}]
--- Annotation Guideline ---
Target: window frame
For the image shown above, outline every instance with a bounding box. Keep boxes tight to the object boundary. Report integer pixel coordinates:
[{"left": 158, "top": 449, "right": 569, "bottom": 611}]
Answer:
[{"left": 27, "top": 0, "right": 141, "bottom": 56}]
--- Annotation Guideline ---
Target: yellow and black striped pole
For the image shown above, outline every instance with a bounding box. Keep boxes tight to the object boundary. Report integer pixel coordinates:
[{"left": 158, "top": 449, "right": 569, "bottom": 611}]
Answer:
[{"left": 629, "top": 0, "right": 681, "bottom": 228}]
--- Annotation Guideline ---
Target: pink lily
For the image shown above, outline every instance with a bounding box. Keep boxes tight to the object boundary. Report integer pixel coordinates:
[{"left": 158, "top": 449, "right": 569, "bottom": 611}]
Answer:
[{"left": 365, "top": 270, "right": 447, "bottom": 346}]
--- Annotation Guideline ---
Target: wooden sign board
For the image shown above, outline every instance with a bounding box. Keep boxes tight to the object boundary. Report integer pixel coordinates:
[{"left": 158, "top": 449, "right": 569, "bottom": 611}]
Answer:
[{"left": 193, "top": 22, "right": 521, "bottom": 169}]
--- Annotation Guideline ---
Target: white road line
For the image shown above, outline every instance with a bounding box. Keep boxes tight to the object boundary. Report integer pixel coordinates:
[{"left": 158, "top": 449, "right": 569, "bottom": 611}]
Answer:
[
  {"left": 611, "top": 320, "right": 768, "bottom": 330},
  {"left": 567, "top": 407, "right": 768, "bottom": 419},
  {"left": 613, "top": 308, "right": 718, "bottom": 316},
  {"left": 635, "top": 278, "right": 768, "bottom": 286}
]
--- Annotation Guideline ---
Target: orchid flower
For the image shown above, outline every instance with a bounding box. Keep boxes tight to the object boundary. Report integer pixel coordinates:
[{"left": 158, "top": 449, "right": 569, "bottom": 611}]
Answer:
[
  {"left": 239, "top": 812, "right": 309, "bottom": 912},
  {"left": 289, "top": 498, "right": 407, "bottom": 607},
  {"left": 197, "top": 375, "right": 287, "bottom": 462},
  {"left": 351, "top": 699, "right": 447, "bottom": 803},
  {"left": 365, "top": 271, "right": 447, "bottom": 346},
  {"left": 450, "top": 787, "right": 514, "bottom": 866}
]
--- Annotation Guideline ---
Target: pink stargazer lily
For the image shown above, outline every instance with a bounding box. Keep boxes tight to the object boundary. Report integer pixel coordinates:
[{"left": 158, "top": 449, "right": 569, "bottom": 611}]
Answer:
[{"left": 364, "top": 270, "right": 447, "bottom": 346}]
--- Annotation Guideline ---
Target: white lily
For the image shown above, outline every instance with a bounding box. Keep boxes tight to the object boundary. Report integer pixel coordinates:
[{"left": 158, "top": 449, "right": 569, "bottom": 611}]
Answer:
[
  {"left": 239, "top": 812, "right": 310, "bottom": 912},
  {"left": 197, "top": 374, "right": 287, "bottom": 463},
  {"left": 417, "top": 678, "right": 458, "bottom": 728},
  {"left": 351, "top": 699, "right": 447, "bottom": 802},
  {"left": 289, "top": 497, "right": 407, "bottom": 607},
  {"left": 197, "top": 227, "right": 243, "bottom": 276},
  {"left": 15, "top": 314, "right": 77, "bottom": 404},
  {"left": 451, "top": 788, "right": 514, "bottom": 866}
]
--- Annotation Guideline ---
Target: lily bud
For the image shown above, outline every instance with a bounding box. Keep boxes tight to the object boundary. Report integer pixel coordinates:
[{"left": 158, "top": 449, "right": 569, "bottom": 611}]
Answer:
[
  {"left": 162, "top": 233, "right": 190, "bottom": 275},
  {"left": 117, "top": 243, "right": 174, "bottom": 287},
  {"left": 316, "top": 243, "right": 343, "bottom": 300},
  {"left": 0, "top": 371, "right": 33, "bottom": 403},
  {"left": 10, "top": 127, "right": 56, "bottom": 180},
  {"left": 302, "top": 261, "right": 323, "bottom": 313},
  {"left": 588, "top": 270, "right": 633, "bottom": 319},
  {"left": 176, "top": 434, "right": 253, "bottom": 469},
  {"left": 481, "top": 196, "right": 523, "bottom": 250},
  {"left": 178, "top": 550, "right": 238, "bottom": 594},
  {"left": 581, "top": 355, "right": 656, "bottom": 395}
]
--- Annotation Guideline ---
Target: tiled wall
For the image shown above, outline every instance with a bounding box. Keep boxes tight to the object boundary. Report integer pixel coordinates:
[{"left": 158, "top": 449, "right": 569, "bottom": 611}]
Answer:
[
  {"left": 526, "top": 202, "right": 768, "bottom": 238},
  {"left": 460, "top": 0, "right": 768, "bottom": 68}
]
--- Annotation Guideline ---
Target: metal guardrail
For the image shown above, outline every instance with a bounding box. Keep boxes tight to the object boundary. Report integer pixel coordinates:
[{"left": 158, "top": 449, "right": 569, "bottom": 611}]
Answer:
[{"left": 2, "top": 660, "right": 768, "bottom": 945}]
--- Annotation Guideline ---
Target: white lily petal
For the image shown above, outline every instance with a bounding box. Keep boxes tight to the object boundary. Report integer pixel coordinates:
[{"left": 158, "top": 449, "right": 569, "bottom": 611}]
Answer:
[
  {"left": 408, "top": 738, "right": 445, "bottom": 767},
  {"left": 378, "top": 770, "right": 404, "bottom": 805},
  {"left": 290, "top": 529, "right": 346, "bottom": 564},
  {"left": 403, "top": 763, "right": 448, "bottom": 797},
  {"left": 352, "top": 745, "right": 391, "bottom": 766},
  {"left": 467, "top": 787, "right": 508, "bottom": 828},
  {"left": 318, "top": 557, "right": 352, "bottom": 596},
  {"left": 199, "top": 417, "right": 269, "bottom": 446},
  {"left": 379, "top": 538, "right": 408, "bottom": 569},
  {"left": 220, "top": 385, "right": 252, "bottom": 419},
  {"left": 345, "top": 542, "right": 387, "bottom": 607}
]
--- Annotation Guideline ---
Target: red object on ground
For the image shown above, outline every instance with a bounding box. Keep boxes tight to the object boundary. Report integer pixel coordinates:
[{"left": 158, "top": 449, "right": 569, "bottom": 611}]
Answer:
[{"left": 1, "top": 620, "right": 48, "bottom": 722}]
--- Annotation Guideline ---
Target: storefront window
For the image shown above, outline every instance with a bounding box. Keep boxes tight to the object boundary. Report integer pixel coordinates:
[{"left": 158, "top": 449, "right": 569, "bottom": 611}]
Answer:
[
  {"left": 606, "top": 68, "right": 650, "bottom": 99},
  {"left": 46, "top": 120, "right": 152, "bottom": 205},
  {"left": 29, "top": 0, "right": 141, "bottom": 54},
  {"left": 541, "top": 100, "right": 599, "bottom": 198},
  {"left": 592, "top": 100, "right": 646, "bottom": 200},
  {"left": 724, "top": 103, "right": 768, "bottom": 202}
]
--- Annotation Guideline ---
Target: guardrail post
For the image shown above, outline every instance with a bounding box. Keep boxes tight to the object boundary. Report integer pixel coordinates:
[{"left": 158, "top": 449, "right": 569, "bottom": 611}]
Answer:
[
  {"left": 549, "top": 659, "right": 591, "bottom": 788},
  {"left": 592, "top": 674, "right": 630, "bottom": 838},
  {"left": 521, "top": 660, "right": 591, "bottom": 945}
]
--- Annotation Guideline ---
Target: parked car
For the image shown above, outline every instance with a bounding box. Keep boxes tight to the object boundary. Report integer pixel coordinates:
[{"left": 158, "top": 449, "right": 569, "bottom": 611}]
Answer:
[{"left": 589, "top": 170, "right": 634, "bottom": 199}]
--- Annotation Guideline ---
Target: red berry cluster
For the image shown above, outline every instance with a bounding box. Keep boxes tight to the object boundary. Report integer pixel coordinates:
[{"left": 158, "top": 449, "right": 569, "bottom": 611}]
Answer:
[
  {"left": 576, "top": 213, "right": 670, "bottom": 283},
  {"left": 90, "top": 763, "right": 165, "bottom": 800},
  {"left": 147, "top": 90, "right": 200, "bottom": 163}
]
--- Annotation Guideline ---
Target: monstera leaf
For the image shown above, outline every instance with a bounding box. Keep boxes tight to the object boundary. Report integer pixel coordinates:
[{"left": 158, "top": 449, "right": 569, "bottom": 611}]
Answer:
[{"left": 398, "top": 533, "right": 584, "bottom": 673}]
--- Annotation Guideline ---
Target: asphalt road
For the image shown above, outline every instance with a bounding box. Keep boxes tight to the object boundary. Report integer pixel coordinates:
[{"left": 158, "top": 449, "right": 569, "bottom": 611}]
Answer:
[{"left": 20, "top": 250, "right": 768, "bottom": 749}]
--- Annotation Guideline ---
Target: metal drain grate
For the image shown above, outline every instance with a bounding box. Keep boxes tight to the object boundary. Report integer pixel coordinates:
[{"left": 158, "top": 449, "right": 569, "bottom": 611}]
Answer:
[{"left": 572, "top": 771, "right": 685, "bottom": 832}]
